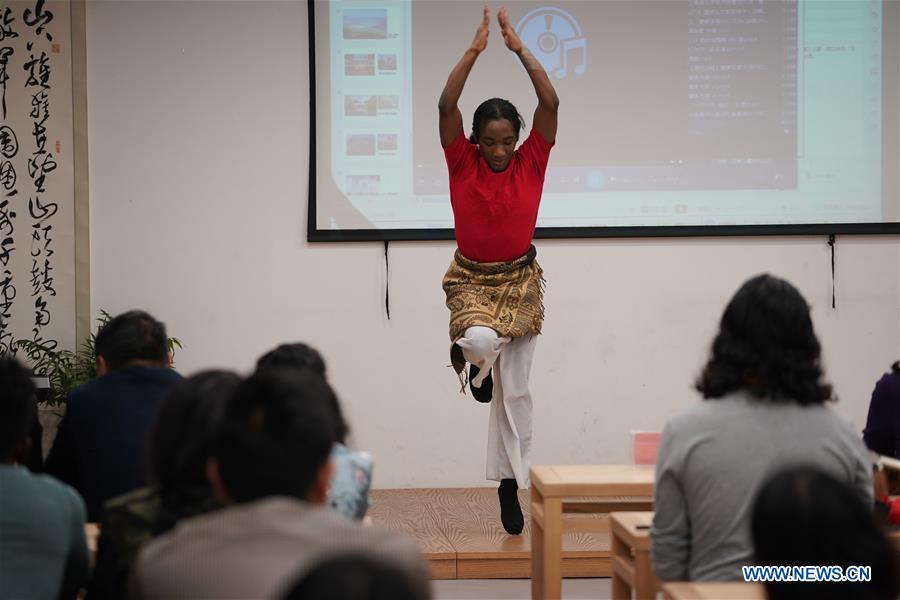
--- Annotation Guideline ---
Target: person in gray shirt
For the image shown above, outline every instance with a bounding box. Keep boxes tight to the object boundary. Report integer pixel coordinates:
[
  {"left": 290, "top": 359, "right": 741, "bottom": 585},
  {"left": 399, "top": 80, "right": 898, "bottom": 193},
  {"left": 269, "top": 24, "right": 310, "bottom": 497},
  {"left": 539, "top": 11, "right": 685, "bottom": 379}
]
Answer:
[
  {"left": 131, "top": 368, "right": 430, "bottom": 600},
  {"left": 651, "top": 274, "right": 873, "bottom": 582}
]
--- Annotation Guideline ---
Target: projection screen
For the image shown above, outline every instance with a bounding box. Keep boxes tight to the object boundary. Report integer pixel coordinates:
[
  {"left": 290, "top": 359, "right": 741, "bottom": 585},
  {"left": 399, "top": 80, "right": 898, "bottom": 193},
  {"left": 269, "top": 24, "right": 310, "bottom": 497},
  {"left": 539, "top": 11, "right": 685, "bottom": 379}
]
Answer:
[{"left": 308, "top": 0, "right": 900, "bottom": 241}]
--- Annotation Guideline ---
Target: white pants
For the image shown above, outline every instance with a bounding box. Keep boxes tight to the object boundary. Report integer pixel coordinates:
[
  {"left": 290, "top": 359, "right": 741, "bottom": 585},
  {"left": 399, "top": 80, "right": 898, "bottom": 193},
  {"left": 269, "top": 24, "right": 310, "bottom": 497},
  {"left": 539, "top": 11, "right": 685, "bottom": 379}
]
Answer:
[{"left": 455, "top": 326, "right": 536, "bottom": 489}]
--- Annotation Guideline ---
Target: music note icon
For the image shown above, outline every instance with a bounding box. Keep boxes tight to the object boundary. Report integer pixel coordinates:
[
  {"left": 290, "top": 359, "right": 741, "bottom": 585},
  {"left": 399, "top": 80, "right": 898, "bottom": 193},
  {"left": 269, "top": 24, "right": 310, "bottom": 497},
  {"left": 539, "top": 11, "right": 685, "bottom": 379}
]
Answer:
[
  {"left": 517, "top": 7, "right": 588, "bottom": 80},
  {"left": 555, "top": 37, "right": 587, "bottom": 79}
]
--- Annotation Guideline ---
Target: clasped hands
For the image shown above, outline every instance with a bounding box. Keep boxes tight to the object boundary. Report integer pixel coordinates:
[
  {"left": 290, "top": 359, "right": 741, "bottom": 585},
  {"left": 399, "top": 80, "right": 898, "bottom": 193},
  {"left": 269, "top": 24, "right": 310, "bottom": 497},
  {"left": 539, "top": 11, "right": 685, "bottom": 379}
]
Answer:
[{"left": 470, "top": 5, "right": 523, "bottom": 55}]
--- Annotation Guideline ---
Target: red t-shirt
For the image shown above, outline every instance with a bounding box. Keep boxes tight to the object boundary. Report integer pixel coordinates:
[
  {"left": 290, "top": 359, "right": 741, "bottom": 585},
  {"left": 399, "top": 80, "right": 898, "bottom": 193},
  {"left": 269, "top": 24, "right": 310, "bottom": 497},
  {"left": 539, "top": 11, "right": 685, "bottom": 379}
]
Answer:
[{"left": 444, "top": 129, "right": 553, "bottom": 263}]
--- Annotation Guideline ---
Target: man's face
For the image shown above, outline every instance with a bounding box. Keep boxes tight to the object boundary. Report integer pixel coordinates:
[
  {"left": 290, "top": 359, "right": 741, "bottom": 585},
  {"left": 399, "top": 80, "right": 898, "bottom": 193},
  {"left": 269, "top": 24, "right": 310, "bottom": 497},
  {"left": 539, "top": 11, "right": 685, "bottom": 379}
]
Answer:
[{"left": 477, "top": 118, "right": 518, "bottom": 172}]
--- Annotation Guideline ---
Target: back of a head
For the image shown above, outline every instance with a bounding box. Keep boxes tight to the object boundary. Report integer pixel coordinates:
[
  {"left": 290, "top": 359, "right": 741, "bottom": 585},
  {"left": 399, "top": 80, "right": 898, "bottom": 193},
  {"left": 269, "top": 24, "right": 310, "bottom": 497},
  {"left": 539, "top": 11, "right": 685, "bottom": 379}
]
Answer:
[
  {"left": 281, "top": 554, "right": 426, "bottom": 600},
  {"left": 256, "top": 343, "right": 326, "bottom": 375},
  {"left": 94, "top": 310, "right": 168, "bottom": 371},
  {"left": 752, "top": 466, "right": 900, "bottom": 600},
  {"left": 696, "top": 273, "right": 831, "bottom": 405},
  {"left": 255, "top": 342, "right": 348, "bottom": 444},
  {"left": 215, "top": 368, "right": 337, "bottom": 503},
  {"left": 0, "top": 359, "right": 36, "bottom": 461},
  {"left": 149, "top": 370, "right": 241, "bottom": 510}
]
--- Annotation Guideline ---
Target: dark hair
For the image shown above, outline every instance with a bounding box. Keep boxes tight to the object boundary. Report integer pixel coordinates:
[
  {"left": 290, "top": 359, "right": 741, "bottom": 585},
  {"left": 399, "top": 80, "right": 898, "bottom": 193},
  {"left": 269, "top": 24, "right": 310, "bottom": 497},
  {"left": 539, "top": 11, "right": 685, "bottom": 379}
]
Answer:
[
  {"left": 149, "top": 370, "right": 241, "bottom": 512},
  {"left": 257, "top": 343, "right": 326, "bottom": 375},
  {"left": 0, "top": 359, "right": 36, "bottom": 460},
  {"left": 215, "top": 368, "right": 337, "bottom": 503},
  {"left": 469, "top": 98, "right": 524, "bottom": 144},
  {"left": 94, "top": 310, "right": 168, "bottom": 370},
  {"left": 891, "top": 361, "right": 900, "bottom": 374},
  {"left": 752, "top": 466, "right": 900, "bottom": 600},
  {"left": 256, "top": 343, "right": 348, "bottom": 443},
  {"left": 696, "top": 274, "right": 832, "bottom": 405},
  {"left": 281, "top": 554, "right": 424, "bottom": 600}
]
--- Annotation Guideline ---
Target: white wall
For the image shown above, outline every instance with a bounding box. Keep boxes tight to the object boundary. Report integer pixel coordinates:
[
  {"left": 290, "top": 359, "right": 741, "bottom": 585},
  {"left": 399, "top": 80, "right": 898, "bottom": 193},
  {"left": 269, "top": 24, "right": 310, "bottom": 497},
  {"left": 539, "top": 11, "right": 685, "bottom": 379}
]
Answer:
[{"left": 87, "top": 1, "right": 900, "bottom": 488}]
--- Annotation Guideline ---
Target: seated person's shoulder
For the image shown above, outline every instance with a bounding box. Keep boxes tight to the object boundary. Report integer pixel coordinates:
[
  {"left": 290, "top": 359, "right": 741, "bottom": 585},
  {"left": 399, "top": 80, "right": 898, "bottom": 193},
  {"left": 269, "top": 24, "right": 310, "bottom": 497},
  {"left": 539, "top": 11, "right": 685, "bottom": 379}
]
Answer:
[
  {"left": 34, "top": 470, "right": 78, "bottom": 494},
  {"left": 30, "top": 472, "right": 86, "bottom": 515},
  {"left": 104, "top": 487, "right": 162, "bottom": 528},
  {"left": 124, "top": 364, "right": 182, "bottom": 382},
  {"left": 823, "top": 407, "right": 868, "bottom": 441},
  {"left": 66, "top": 375, "right": 104, "bottom": 404},
  {"left": 101, "top": 487, "right": 165, "bottom": 557},
  {"left": 301, "top": 514, "right": 428, "bottom": 590},
  {"left": 161, "top": 367, "right": 183, "bottom": 382},
  {"left": 874, "top": 370, "right": 900, "bottom": 396},
  {"left": 663, "top": 398, "right": 725, "bottom": 433},
  {"left": 131, "top": 511, "right": 190, "bottom": 574},
  {"left": 138, "top": 365, "right": 183, "bottom": 387}
]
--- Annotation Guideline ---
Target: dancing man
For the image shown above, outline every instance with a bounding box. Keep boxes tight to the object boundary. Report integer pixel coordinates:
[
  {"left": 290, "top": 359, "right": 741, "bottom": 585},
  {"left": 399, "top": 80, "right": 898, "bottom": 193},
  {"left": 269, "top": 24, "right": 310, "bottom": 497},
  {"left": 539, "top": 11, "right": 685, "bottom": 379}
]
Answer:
[{"left": 439, "top": 5, "right": 558, "bottom": 535}]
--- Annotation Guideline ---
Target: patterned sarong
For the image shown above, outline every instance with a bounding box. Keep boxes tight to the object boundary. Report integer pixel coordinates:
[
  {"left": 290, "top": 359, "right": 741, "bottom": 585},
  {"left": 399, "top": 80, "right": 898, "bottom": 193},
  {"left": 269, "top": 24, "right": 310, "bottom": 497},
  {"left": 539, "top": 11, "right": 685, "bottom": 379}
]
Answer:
[{"left": 442, "top": 245, "right": 545, "bottom": 377}]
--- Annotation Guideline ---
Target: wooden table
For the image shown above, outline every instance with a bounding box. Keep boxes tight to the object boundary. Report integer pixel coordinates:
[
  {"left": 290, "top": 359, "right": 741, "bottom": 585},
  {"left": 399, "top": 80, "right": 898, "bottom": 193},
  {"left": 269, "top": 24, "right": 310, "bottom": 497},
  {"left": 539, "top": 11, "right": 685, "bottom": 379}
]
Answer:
[
  {"left": 530, "top": 465, "right": 655, "bottom": 600},
  {"left": 663, "top": 582, "right": 765, "bottom": 599},
  {"left": 610, "top": 512, "right": 657, "bottom": 599}
]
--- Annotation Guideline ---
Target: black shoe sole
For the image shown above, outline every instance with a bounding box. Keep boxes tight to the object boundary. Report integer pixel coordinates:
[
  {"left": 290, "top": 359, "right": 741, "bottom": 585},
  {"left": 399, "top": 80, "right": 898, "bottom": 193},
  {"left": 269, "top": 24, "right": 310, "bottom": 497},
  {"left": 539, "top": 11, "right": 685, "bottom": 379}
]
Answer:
[{"left": 469, "top": 364, "right": 493, "bottom": 403}]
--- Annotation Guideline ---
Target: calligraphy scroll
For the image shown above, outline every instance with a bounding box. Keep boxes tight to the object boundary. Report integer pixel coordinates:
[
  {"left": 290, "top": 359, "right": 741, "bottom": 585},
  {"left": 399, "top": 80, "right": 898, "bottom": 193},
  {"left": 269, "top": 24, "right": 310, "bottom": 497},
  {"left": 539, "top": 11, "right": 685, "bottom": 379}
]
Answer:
[{"left": 0, "top": 0, "right": 76, "bottom": 360}]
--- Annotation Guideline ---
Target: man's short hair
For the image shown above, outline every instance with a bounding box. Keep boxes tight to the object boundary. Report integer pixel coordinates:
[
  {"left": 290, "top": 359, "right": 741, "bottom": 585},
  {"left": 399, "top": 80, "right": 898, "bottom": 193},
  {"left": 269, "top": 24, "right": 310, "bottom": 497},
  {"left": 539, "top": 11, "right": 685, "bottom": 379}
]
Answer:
[
  {"left": 0, "top": 359, "right": 36, "bottom": 460},
  {"left": 215, "top": 368, "right": 337, "bottom": 503},
  {"left": 256, "top": 343, "right": 326, "bottom": 376},
  {"left": 94, "top": 310, "right": 168, "bottom": 370},
  {"left": 255, "top": 342, "right": 348, "bottom": 443}
]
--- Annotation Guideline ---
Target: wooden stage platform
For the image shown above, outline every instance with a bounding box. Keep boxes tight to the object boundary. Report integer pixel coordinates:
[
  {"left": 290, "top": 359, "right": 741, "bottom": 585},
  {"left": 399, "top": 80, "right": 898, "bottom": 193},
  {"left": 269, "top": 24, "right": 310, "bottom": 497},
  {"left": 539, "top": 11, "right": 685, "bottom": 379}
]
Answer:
[{"left": 369, "top": 488, "right": 646, "bottom": 580}]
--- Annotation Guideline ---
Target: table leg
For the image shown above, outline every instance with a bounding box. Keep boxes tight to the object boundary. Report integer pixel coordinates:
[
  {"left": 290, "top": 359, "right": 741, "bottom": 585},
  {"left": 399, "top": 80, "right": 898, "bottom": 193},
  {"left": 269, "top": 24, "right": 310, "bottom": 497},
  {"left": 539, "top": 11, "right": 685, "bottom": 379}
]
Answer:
[
  {"left": 538, "top": 497, "right": 562, "bottom": 599},
  {"left": 634, "top": 548, "right": 656, "bottom": 599},
  {"left": 611, "top": 533, "right": 631, "bottom": 600},
  {"left": 531, "top": 487, "right": 545, "bottom": 600}
]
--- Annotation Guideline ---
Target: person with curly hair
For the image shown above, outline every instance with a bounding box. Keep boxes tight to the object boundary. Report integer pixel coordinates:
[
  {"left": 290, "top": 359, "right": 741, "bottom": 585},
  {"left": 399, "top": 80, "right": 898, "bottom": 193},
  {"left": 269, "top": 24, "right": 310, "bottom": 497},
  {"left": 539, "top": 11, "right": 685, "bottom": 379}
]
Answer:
[{"left": 651, "top": 274, "right": 873, "bottom": 582}]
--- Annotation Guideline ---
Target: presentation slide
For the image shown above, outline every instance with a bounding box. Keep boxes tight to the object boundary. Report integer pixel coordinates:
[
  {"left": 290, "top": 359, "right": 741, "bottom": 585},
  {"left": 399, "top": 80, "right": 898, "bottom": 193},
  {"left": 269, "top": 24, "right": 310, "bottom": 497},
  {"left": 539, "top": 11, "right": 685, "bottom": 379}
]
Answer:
[{"left": 311, "top": 0, "right": 899, "bottom": 237}]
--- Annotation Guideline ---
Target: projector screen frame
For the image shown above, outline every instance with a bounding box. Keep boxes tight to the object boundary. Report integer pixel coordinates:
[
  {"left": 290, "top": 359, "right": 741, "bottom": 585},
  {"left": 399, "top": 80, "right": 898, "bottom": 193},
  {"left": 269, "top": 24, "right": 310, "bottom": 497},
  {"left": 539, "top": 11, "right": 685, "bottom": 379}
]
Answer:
[{"left": 307, "top": 0, "right": 900, "bottom": 243}]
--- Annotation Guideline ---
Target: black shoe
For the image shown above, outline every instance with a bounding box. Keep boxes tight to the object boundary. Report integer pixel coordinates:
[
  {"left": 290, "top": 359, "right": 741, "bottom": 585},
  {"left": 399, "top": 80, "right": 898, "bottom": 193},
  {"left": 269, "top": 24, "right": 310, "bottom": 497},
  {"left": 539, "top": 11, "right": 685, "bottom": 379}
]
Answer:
[
  {"left": 498, "top": 478, "right": 524, "bottom": 535},
  {"left": 469, "top": 364, "right": 493, "bottom": 403}
]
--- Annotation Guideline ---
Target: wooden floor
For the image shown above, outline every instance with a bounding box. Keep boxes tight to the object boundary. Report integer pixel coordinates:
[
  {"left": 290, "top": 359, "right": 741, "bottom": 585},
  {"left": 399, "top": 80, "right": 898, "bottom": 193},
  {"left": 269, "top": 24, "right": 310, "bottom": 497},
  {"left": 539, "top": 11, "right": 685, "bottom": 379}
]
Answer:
[{"left": 369, "top": 488, "right": 645, "bottom": 580}]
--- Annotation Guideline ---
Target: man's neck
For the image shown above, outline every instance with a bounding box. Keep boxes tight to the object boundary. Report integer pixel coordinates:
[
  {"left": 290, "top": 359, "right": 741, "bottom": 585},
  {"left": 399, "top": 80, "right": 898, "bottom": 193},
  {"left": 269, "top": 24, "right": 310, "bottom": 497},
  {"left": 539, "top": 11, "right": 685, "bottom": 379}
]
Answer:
[{"left": 113, "top": 359, "right": 168, "bottom": 370}]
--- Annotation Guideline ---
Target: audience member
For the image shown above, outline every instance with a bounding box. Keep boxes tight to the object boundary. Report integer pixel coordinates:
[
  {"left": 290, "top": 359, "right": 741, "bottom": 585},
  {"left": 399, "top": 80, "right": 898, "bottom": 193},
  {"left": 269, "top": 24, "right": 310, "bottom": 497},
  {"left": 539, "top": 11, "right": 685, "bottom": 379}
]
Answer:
[
  {"left": 753, "top": 466, "right": 900, "bottom": 600},
  {"left": 256, "top": 342, "right": 327, "bottom": 375},
  {"left": 45, "top": 310, "right": 182, "bottom": 521},
  {"left": 863, "top": 361, "right": 900, "bottom": 458},
  {"left": 281, "top": 554, "right": 427, "bottom": 600},
  {"left": 0, "top": 358, "right": 88, "bottom": 599},
  {"left": 88, "top": 370, "right": 240, "bottom": 600},
  {"left": 651, "top": 274, "right": 873, "bottom": 581},
  {"left": 131, "top": 368, "right": 429, "bottom": 599},
  {"left": 257, "top": 342, "right": 373, "bottom": 520},
  {"left": 862, "top": 361, "right": 900, "bottom": 523}
]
